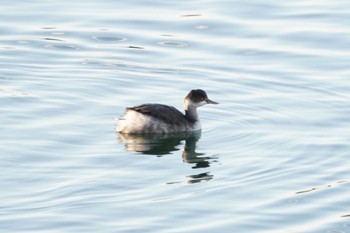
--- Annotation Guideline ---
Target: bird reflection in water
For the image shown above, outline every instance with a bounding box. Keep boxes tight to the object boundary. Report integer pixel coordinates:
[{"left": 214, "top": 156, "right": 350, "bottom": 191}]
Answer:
[{"left": 117, "top": 131, "right": 216, "bottom": 183}]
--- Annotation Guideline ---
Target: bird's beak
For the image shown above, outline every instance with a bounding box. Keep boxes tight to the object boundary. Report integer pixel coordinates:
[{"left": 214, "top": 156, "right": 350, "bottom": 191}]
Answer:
[{"left": 206, "top": 99, "right": 219, "bottom": 104}]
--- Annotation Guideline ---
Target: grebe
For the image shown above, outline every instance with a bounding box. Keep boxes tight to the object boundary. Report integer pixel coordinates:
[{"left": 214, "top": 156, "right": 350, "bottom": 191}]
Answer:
[{"left": 116, "top": 89, "right": 218, "bottom": 134}]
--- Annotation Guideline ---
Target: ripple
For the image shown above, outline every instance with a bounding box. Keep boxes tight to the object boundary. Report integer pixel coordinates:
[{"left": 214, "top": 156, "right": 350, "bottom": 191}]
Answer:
[
  {"left": 51, "top": 32, "right": 65, "bottom": 35},
  {"left": 295, "top": 180, "right": 349, "bottom": 198},
  {"left": 44, "top": 44, "right": 78, "bottom": 50},
  {"left": 195, "top": 25, "right": 209, "bottom": 30},
  {"left": 181, "top": 14, "right": 201, "bottom": 17},
  {"left": 92, "top": 36, "right": 127, "bottom": 42},
  {"left": 1, "top": 46, "right": 16, "bottom": 50},
  {"left": 0, "top": 87, "right": 33, "bottom": 97},
  {"left": 44, "top": 37, "right": 65, "bottom": 42},
  {"left": 161, "top": 34, "right": 176, "bottom": 37},
  {"left": 327, "top": 230, "right": 346, "bottom": 233},
  {"left": 158, "top": 41, "right": 187, "bottom": 47},
  {"left": 41, "top": 27, "right": 56, "bottom": 30},
  {"left": 127, "top": 46, "right": 144, "bottom": 49}
]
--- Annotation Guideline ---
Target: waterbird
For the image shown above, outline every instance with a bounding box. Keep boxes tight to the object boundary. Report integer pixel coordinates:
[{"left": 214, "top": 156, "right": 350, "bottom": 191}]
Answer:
[{"left": 116, "top": 89, "right": 218, "bottom": 134}]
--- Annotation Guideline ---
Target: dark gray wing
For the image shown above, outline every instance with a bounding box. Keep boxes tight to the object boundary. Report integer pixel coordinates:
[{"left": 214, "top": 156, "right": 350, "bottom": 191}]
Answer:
[{"left": 127, "top": 104, "right": 188, "bottom": 124}]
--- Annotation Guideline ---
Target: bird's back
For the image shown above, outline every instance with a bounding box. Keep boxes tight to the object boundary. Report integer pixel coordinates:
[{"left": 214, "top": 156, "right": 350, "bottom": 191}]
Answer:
[{"left": 117, "top": 104, "right": 198, "bottom": 134}]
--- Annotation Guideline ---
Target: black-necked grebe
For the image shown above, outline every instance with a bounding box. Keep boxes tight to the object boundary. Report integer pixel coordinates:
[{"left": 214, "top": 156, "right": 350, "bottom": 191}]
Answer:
[{"left": 116, "top": 89, "right": 218, "bottom": 134}]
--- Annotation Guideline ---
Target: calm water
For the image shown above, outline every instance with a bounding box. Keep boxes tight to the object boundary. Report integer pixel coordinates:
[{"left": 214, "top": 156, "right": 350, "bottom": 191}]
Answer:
[{"left": 1, "top": 0, "right": 350, "bottom": 232}]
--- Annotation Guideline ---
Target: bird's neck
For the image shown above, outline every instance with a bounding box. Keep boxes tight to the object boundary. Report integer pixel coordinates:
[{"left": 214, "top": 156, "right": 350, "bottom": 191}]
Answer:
[{"left": 185, "top": 106, "right": 199, "bottom": 122}]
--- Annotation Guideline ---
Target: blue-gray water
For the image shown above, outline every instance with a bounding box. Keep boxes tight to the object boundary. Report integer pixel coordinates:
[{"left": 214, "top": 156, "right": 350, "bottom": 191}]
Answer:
[{"left": 1, "top": 1, "right": 350, "bottom": 232}]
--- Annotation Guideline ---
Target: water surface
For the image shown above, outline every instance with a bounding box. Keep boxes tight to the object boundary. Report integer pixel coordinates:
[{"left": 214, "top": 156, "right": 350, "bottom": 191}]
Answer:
[{"left": 1, "top": 0, "right": 350, "bottom": 232}]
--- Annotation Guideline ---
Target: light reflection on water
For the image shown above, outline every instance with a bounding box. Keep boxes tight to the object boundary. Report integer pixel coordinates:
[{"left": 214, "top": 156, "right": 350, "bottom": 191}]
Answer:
[{"left": 1, "top": 0, "right": 350, "bottom": 232}]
